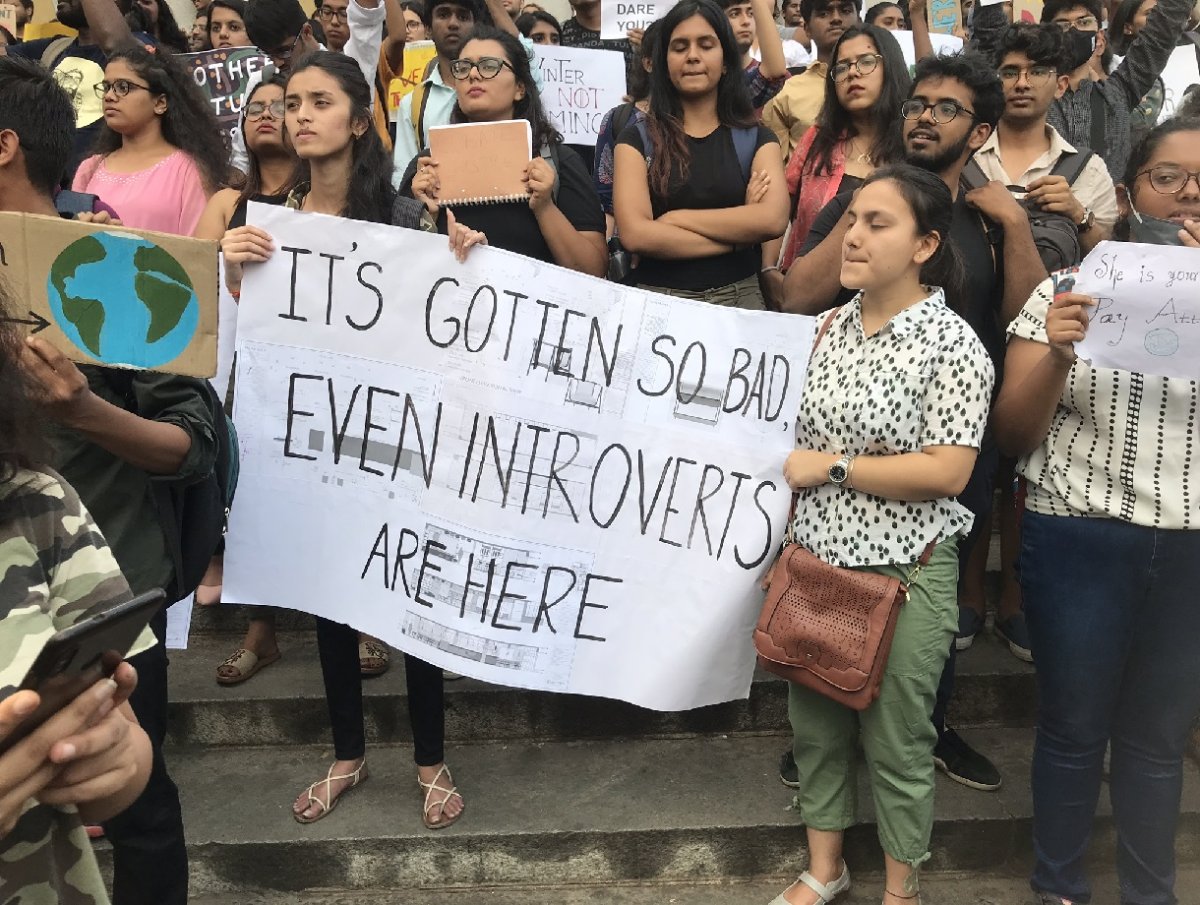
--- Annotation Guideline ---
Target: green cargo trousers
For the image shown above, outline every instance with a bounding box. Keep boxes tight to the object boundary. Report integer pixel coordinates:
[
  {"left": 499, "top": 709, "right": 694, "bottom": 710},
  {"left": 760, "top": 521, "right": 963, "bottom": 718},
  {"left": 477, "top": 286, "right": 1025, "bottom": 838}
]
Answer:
[{"left": 787, "top": 539, "right": 959, "bottom": 866}]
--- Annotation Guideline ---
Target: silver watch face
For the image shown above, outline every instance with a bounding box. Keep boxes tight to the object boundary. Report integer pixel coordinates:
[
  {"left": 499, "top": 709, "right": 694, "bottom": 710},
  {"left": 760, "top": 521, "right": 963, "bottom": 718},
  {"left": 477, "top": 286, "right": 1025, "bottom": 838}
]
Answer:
[{"left": 829, "top": 462, "right": 848, "bottom": 484}]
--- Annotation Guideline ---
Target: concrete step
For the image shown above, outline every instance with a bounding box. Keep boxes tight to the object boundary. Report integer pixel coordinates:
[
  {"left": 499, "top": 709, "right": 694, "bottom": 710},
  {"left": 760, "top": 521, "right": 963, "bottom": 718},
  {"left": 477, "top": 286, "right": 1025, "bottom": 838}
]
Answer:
[
  {"left": 119, "top": 730, "right": 1200, "bottom": 895},
  {"left": 166, "top": 629, "right": 1037, "bottom": 749}
]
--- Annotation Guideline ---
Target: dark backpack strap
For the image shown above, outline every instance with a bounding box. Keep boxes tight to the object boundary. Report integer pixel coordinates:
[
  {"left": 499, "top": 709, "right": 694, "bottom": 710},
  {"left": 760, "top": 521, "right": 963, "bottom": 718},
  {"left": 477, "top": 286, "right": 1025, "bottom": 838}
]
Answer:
[
  {"left": 1049, "top": 147, "right": 1097, "bottom": 187},
  {"left": 610, "top": 102, "right": 637, "bottom": 141},
  {"left": 39, "top": 35, "right": 74, "bottom": 69},
  {"left": 958, "top": 157, "right": 989, "bottom": 192},
  {"left": 732, "top": 126, "right": 758, "bottom": 183},
  {"left": 634, "top": 117, "right": 652, "bottom": 163},
  {"left": 1088, "top": 88, "right": 1106, "bottom": 157}
]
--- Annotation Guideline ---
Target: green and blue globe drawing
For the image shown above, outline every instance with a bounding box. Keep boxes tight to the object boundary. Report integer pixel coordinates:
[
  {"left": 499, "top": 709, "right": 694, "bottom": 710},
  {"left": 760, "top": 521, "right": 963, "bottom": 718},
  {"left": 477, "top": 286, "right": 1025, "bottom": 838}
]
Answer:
[{"left": 47, "top": 232, "right": 199, "bottom": 369}]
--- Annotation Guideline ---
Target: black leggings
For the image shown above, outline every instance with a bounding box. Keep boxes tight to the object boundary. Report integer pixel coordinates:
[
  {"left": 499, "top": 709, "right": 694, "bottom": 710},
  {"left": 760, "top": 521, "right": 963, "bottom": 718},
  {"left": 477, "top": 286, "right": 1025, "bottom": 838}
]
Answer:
[{"left": 314, "top": 616, "right": 445, "bottom": 766}]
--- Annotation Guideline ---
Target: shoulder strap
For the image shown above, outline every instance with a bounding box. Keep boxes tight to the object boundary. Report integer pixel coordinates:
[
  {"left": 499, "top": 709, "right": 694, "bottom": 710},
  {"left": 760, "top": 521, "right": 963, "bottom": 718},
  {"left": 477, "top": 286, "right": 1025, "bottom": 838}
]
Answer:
[
  {"left": 959, "top": 157, "right": 988, "bottom": 192},
  {"left": 40, "top": 36, "right": 74, "bottom": 69},
  {"left": 539, "top": 142, "right": 561, "bottom": 203},
  {"left": 1049, "top": 147, "right": 1097, "bottom": 187},
  {"left": 634, "top": 117, "right": 652, "bottom": 162},
  {"left": 812, "top": 305, "right": 840, "bottom": 352},
  {"left": 611, "top": 102, "right": 637, "bottom": 141},
  {"left": 732, "top": 126, "right": 758, "bottom": 183},
  {"left": 1088, "top": 88, "right": 1106, "bottom": 157},
  {"left": 411, "top": 57, "right": 438, "bottom": 148}
]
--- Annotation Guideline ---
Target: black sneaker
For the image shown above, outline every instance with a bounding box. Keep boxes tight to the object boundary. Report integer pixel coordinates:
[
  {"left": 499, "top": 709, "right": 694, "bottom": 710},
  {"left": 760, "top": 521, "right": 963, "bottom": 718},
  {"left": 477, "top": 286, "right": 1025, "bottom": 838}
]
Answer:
[
  {"left": 779, "top": 747, "right": 801, "bottom": 788},
  {"left": 933, "top": 728, "right": 1002, "bottom": 791}
]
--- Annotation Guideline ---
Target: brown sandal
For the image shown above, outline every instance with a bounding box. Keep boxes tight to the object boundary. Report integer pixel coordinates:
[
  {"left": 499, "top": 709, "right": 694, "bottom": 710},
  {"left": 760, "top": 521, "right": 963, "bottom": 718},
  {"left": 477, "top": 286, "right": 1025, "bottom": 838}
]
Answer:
[
  {"left": 418, "top": 764, "right": 463, "bottom": 830},
  {"left": 359, "top": 637, "right": 390, "bottom": 677},
  {"left": 216, "top": 647, "right": 281, "bottom": 685},
  {"left": 294, "top": 760, "right": 368, "bottom": 824}
]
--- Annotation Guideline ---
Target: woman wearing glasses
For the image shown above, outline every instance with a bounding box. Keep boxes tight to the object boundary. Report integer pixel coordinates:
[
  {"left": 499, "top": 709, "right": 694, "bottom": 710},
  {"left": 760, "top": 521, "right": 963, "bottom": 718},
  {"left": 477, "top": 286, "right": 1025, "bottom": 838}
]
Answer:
[
  {"left": 993, "top": 118, "right": 1200, "bottom": 905},
  {"left": 71, "top": 45, "right": 227, "bottom": 236},
  {"left": 401, "top": 27, "right": 607, "bottom": 275},
  {"left": 612, "top": 0, "right": 789, "bottom": 309},
  {"left": 770, "top": 23, "right": 909, "bottom": 286}
]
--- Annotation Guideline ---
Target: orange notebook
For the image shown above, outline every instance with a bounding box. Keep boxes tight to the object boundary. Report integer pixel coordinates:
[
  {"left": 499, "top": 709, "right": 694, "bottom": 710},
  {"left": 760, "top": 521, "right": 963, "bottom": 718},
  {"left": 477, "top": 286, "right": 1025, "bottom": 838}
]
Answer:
[{"left": 428, "top": 120, "right": 533, "bottom": 206}]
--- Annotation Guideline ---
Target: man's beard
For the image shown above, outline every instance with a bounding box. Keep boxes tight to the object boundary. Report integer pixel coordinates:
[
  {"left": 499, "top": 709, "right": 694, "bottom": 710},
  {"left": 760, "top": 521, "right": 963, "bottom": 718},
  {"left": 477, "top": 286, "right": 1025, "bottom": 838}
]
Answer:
[{"left": 905, "top": 129, "right": 971, "bottom": 174}]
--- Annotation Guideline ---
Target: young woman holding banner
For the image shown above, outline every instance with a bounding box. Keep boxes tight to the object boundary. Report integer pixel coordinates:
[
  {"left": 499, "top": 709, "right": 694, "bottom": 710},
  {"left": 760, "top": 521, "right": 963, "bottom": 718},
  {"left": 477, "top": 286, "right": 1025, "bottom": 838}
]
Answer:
[
  {"left": 991, "top": 117, "right": 1200, "bottom": 905},
  {"left": 223, "top": 51, "right": 484, "bottom": 828}
]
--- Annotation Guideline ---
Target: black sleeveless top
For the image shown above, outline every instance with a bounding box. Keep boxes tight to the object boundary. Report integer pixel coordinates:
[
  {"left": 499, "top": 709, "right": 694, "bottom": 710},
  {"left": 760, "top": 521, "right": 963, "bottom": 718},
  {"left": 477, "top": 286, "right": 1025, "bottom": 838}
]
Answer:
[{"left": 228, "top": 192, "right": 288, "bottom": 229}]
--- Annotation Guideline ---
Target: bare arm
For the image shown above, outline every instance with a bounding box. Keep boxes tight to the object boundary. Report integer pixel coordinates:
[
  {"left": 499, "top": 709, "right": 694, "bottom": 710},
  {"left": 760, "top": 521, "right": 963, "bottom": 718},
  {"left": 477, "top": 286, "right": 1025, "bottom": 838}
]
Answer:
[
  {"left": 658, "top": 144, "right": 790, "bottom": 244},
  {"left": 536, "top": 207, "right": 608, "bottom": 275},
  {"left": 780, "top": 205, "right": 851, "bottom": 314},
  {"left": 483, "top": 0, "right": 519, "bottom": 36},
  {"left": 83, "top": 0, "right": 139, "bottom": 53},
  {"left": 383, "top": 0, "right": 406, "bottom": 74},
  {"left": 753, "top": 0, "right": 788, "bottom": 78},
  {"left": 785, "top": 444, "right": 980, "bottom": 500},
  {"left": 193, "top": 189, "right": 237, "bottom": 242},
  {"left": 909, "top": 0, "right": 935, "bottom": 61}
]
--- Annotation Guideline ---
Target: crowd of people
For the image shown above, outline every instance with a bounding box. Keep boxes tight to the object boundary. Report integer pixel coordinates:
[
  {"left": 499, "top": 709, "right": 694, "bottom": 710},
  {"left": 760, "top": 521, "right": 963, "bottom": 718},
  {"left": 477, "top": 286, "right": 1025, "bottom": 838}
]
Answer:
[{"left": 0, "top": 0, "right": 1198, "bottom": 900}]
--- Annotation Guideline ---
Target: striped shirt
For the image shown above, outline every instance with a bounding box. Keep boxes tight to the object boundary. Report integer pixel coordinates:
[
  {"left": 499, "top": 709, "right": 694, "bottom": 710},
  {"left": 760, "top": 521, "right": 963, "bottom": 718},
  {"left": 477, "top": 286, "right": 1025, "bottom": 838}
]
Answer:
[{"left": 1008, "top": 278, "right": 1200, "bottom": 528}]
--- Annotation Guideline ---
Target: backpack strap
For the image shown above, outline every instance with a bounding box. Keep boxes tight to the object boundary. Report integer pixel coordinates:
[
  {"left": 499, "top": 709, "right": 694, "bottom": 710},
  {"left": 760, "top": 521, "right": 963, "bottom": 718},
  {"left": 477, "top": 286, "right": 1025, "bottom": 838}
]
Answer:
[
  {"left": 610, "top": 101, "right": 637, "bottom": 142},
  {"left": 958, "top": 157, "right": 989, "bottom": 192},
  {"left": 732, "top": 126, "right": 759, "bottom": 183},
  {"left": 539, "top": 142, "right": 561, "bottom": 204},
  {"left": 1049, "top": 147, "right": 1097, "bottom": 188},
  {"left": 40, "top": 35, "right": 75, "bottom": 69},
  {"left": 410, "top": 57, "right": 438, "bottom": 149}
]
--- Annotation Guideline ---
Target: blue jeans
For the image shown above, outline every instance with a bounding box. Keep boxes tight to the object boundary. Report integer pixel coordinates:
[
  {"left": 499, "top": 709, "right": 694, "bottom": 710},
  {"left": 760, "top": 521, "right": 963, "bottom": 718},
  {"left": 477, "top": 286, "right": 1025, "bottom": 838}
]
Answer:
[{"left": 1019, "top": 512, "right": 1200, "bottom": 905}]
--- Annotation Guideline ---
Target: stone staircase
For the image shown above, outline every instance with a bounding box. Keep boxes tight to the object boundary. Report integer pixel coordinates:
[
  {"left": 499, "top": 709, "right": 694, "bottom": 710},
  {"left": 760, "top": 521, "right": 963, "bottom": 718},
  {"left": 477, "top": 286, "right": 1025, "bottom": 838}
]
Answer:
[{"left": 102, "top": 600, "right": 1200, "bottom": 900}]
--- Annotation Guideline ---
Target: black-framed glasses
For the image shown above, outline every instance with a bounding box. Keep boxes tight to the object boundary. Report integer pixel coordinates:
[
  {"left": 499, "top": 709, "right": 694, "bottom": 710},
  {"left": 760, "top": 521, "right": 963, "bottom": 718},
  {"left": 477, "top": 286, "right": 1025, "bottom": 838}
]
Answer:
[
  {"left": 1051, "top": 13, "right": 1098, "bottom": 29},
  {"left": 831, "top": 52, "right": 882, "bottom": 81},
  {"left": 998, "top": 64, "right": 1056, "bottom": 84},
  {"left": 267, "top": 25, "right": 305, "bottom": 64},
  {"left": 449, "top": 56, "right": 514, "bottom": 80},
  {"left": 94, "top": 78, "right": 153, "bottom": 99},
  {"left": 245, "top": 99, "right": 286, "bottom": 120},
  {"left": 900, "top": 98, "right": 977, "bottom": 124},
  {"left": 317, "top": 6, "right": 348, "bottom": 22},
  {"left": 1136, "top": 165, "right": 1200, "bottom": 195}
]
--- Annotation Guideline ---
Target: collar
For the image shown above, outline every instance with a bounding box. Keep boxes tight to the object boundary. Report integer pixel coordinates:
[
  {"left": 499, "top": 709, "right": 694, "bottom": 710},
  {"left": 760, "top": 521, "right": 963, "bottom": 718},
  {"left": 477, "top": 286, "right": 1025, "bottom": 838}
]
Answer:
[
  {"left": 849, "top": 287, "right": 945, "bottom": 340},
  {"left": 979, "top": 123, "right": 1077, "bottom": 161},
  {"left": 427, "top": 61, "right": 449, "bottom": 88},
  {"left": 805, "top": 60, "right": 828, "bottom": 77}
]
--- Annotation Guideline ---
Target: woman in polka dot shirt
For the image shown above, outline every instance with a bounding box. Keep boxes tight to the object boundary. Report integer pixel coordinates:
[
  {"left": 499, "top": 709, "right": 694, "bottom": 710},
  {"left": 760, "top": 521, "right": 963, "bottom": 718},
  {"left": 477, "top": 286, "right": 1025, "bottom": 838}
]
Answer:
[{"left": 772, "top": 163, "right": 994, "bottom": 905}]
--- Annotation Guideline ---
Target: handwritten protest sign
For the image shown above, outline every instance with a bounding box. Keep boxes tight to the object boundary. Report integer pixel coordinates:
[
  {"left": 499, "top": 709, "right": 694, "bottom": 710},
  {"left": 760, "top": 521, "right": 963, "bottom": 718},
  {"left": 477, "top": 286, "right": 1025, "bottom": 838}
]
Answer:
[
  {"left": 1074, "top": 241, "right": 1200, "bottom": 381},
  {"left": 891, "top": 29, "right": 963, "bottom": 67},
  {"left": 534, "top": 45, "right": 627, "bottom": 145},
  {"left": 926, "top": 0, "right": 962, "bottom": 34},
  {"left": 1157, "top": 44, "right": 1200, "bottom": 123},
  {"left": 601, "top": 0, "right": 677, "bottom": 40},
  {"left": 388, "top": 39, "right": 437, "bottom": 118},
  {"left": 181, "top": 47, "right": 269, "bottom": 145},
  {"left": 228, "top": 203, "right": 817, "bottom": 711},
  {"left": 0, "top": 212, "right": 218, "bottom": 377},
  {"left": 0, "top": 4, "right": 17, "bottom": 34},
  {"left": 1013, "top": 0, "right": 1043, "bottom": 23}
]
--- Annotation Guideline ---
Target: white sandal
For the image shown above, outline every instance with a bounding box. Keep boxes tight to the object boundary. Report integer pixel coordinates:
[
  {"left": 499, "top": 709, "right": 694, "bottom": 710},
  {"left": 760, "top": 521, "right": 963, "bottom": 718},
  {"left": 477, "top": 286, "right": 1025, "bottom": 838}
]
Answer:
[
  {"left": 293, "top": 759, "right": 368, "bottom": 824},
  {"left": 418, "top": 763, "right": 463, "bottom": 829},
  {"left": 769, "top": 865, "right": 851, "bottom": 905}
]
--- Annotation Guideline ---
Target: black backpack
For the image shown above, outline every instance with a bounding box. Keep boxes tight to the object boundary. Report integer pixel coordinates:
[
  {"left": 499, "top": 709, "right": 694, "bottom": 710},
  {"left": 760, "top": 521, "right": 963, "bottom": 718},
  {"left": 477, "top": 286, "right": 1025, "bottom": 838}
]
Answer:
[
  {"left": 106, "top": 371, "right": 240, "bottom": 603},
  {"left": 961, "top": 148, "right": 1096, "bottom": 274}
]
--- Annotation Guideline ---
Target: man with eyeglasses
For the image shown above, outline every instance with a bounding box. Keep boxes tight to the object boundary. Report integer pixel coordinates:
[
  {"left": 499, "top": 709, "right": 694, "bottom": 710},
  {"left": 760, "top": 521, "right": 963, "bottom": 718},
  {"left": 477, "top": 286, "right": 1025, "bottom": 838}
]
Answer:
[
  {"left": 762, "top": 0, "right": 863, "bottom": 159},
  {"left": 971, "top": 22, "right": 1118, "bottom": 258}
]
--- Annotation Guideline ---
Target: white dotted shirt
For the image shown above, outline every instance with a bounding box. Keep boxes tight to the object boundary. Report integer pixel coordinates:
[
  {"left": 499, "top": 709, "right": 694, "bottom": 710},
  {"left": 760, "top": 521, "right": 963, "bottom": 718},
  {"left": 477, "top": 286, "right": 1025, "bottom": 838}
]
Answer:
[
  {"left": 791, "top": 289, "right": 995, "bottom": 568},
  {"left": 1009, "top": 277, "right": 1200, "bottom": 528}
]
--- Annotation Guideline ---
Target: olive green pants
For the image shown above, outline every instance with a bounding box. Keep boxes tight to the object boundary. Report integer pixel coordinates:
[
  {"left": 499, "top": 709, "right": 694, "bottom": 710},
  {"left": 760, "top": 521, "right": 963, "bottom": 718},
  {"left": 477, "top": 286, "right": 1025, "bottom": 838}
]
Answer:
[
  {"left": 638, "top": 274, "right": 766, "bottom": 310},
  {"left": 787, "top": 539, "right": 959, "bottom": 866}
]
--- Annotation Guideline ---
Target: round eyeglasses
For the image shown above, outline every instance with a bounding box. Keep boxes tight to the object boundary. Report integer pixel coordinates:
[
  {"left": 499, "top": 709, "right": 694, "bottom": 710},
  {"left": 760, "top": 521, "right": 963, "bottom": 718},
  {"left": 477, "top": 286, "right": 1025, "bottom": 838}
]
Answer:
[
  {"left": 900, "top": 99, "right": 977, "bottom": 124},
  {"left": 831, "top": 53, "right": 882, "bottom": 82},
  {"left": 1137, "top": 165, "right": 1200, "bottom": 195},
  {"left": 449, "top": 57, "right": 514, "bottom": 80},
  {"left": 245, "top": 99, "right": 287, "bottom": 120},
  {"left": 94, "top": 78, "right": 153, "bottom": 99}
]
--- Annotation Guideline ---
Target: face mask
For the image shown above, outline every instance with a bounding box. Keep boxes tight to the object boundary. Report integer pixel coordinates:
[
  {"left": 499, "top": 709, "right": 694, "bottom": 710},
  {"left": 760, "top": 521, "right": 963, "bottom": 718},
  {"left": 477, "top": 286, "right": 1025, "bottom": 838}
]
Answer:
[
  {"left": 1128, "top": 206, "right": 1188, "bottom": 246},
  {"left": 1063, "top": 27, "right": 1097, "bottom": 70}
]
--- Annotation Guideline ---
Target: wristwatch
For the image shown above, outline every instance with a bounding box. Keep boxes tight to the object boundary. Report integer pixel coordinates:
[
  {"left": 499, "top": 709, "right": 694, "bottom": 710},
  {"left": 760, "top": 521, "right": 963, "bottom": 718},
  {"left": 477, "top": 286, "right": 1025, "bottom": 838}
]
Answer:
[
  {"left": 1077, "top": 206, "right": 1096, "bottom": 232},
  {"left": 828, "top": 455, "right": 854, "bottom": 486}
]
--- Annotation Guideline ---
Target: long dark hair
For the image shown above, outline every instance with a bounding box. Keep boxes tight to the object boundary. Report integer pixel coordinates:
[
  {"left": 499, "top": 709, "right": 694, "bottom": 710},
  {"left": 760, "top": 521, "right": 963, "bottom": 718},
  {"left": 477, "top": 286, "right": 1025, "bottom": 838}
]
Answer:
[
  {"left": 236, "top": 74, "right": 302, "bottom": 209},
  {"left": 450, "top": 26, "right": 562, "bottom": 152},
  {"left": 126, "top": 0, "right": 190, "bottom": 52},
  {"left": 645, "top": 0, "right": 755, "bottom": 198},
  {"left": 627, "top": 18, "right": 663, "bottom": 103},
  {"left": 808, "top": 24, "right": 909, "bottom": 177},
  {"left": 1114, "top": 116, "right": 1200, "bottom": 240},
  {"left": 286, "top": 51, "right": 396, "bottom": 224},
  {"left": 0, "top": 284, "right": 46, "bottom": 486},
  {"left": 93, "top": 45, "right": 229, "bottom": 193},
  {"left": 860, "top": 163, "right": 967, "bottom": 311}
]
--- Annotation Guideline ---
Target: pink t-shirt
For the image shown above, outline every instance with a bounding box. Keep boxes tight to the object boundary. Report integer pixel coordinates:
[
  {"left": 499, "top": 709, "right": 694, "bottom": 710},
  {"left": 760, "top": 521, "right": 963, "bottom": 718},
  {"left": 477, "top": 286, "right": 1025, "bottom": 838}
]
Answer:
[{"left": 72, "top": 150, "right": 209, "bottom": 236}]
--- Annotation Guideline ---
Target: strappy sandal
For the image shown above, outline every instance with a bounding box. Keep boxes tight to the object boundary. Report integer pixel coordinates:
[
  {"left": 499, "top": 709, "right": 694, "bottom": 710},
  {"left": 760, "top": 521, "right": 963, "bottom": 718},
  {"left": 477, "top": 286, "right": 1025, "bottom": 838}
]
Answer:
[
  {"left": 769, "top": 865, "right": 851, "bottom": 905},
  {"left": 216, "top": 647, "right": 280, "bottom": 685},
  {"left": 359, "top": 637, "right": 390, "bottom": 677},
  {"left": 418, "top": 763, "right": 463, "bottom": 830},
  {"left": 294, "top": 759, "right": 368, "bottom": 824}
]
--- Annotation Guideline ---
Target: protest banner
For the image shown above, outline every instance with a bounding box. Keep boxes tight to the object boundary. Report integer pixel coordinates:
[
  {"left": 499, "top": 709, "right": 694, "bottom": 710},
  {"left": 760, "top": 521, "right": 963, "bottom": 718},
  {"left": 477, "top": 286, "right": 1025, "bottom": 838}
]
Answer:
[
  {"left": 1073, "top": 241, "right": 1200, "bottom": 381},
  {"left": 228, "top": 203, "right": 817, "bottom": 711},
  {"left": 601, "top": 0, "right": 677, "bottom": 40},
  {"left": 388, "top": 39, "right": 437, "bottom": 119},
  {"left": 0, "top": 212, "right": 218, "bottom": 377},
  {"left": 21, "top": 21, "right": 75, "bottom": 39},
  {"left": 181, "top": 46, "right": 269, "bottom": 145},
  {"left": 0, "top": 4, "right": 17, "bottom": 34},
  {"left": 891, "top": 29, "right": 963, "bottom": 67},
  {"left": 534, "top": 45, "right": 627, "bottom": 145},
  {"left": 1157, "top": 43, "right": 1200, "bottom": 123},
  {"left": 926, "top": 0, "right": 963, "bottom": 34}
]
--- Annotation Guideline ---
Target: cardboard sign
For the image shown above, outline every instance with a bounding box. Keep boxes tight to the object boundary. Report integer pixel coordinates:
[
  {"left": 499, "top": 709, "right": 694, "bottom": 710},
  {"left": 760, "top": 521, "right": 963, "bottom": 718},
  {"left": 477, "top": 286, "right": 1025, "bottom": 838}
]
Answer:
[
  {"left": 21, "top": 21, "right": 77, "bottom": 39},
  {"left": 1013, "top": 0, "right": 1043, "bottom": 23},
  {"left": 927, "top": 0, "right": 963, "bottom": 34},
  {"left": 0, "top": 4, "right": 18, "bottom": 35},
  {"left": 429, "top": 121, "right": 533, "bottom": 206},
  {"left": 387, "top": 39, "right": 437, "bottom": 118},
  {"left": 0, "top": 213, "right": 218, "bottom": 377},
  {"left": 230, "top": 203, "right": 818, "bottom": 711},
  {"left": 534, "top": 44, "right": 628, "bottom": 144},
  {"left": 180, "top": 47, "right": 269, "bottom": 146},
  {"left": 601, "top": 0, "right": 678, "bottom": 40}
]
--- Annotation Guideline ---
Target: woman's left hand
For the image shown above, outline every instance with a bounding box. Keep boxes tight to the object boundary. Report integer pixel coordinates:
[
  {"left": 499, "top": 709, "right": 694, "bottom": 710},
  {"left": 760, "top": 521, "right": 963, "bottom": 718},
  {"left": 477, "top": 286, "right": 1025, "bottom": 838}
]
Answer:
[
  {"left": 446, "top": 209, "right": 488, "bottom": 262},
  {"left": 525, "top": 157, "right": 556, "bottom": 213},
  {"left": 1180, "top": 218, "right": 1200, "bottom": 248},
  {"left": 784, "top": 449, "right": 836, "bottom": 490}
]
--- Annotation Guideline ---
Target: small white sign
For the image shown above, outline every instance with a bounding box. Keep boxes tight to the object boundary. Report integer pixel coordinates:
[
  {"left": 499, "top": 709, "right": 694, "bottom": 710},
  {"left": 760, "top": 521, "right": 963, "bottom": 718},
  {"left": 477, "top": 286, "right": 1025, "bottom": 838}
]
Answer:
[{"left": 535, "top": 45, "right": 628, "bottom": 144}]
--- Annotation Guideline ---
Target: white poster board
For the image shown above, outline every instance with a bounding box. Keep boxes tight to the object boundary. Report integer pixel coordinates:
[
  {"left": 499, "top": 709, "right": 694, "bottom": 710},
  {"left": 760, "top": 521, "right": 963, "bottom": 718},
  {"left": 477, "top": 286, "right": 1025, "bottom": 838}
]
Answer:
[
  {"left": 890, "top": 29, "right": 964, "bottom": 68},
  {"left": 601, "top": 0, "right": 678, "bottom": 40},
  {"left": 1157, "top": 43, "right": 1200, "bottom": 123},
  {"left": 535, "top": 45, "right": 628, "bottom": 144},
  {"left": 227, "top": 204, "right": 816, "bottom": 711},
  {"left": 1074, "top": 241, "right": 1200, "bottom": 380}
]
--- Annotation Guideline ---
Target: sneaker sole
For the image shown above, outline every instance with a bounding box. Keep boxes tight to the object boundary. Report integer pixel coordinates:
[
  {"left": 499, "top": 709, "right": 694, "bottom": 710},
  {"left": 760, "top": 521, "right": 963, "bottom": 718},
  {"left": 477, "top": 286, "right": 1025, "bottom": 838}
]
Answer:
[
  {"left": 779, "top": 774, "right": 802, "bottom": 789},
  {"left": 932, "top": 756, "right": 1003, "bottom": 792},
  {"left": 996, "top": 632, "right": 1035, "bottom": 663},
  {"left": 955, "top": 633, "right": 977, "bottom": 652}
]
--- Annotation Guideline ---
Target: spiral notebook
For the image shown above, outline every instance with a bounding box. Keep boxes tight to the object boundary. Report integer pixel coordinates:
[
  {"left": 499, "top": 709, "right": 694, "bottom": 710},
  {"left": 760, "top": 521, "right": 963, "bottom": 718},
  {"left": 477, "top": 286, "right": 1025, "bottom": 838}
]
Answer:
[{"left": 428, "top": 120, "right": 533, "bottom": 206}]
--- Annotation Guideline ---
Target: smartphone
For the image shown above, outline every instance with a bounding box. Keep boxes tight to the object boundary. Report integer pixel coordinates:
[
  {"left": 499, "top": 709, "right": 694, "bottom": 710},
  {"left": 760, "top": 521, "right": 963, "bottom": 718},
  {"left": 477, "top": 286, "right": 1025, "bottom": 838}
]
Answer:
[{"left": 0, "top": 589, "right": 165, "bottom": 756}]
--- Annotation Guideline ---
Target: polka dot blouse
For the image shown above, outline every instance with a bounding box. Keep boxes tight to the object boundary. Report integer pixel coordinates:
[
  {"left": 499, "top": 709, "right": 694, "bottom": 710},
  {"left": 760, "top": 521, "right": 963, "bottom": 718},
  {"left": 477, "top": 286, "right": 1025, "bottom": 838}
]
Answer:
[
  {"left": 791, "top": 289, "right": 995, "bottom": 568},
  {"left": 1008, "top": 277, "right": 1200, "bottom": 528}
]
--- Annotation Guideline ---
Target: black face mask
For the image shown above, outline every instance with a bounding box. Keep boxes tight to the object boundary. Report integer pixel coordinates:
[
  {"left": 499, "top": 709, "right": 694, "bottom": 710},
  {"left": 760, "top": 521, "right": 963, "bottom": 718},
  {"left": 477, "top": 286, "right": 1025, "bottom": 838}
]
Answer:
[
  {"left": 1063, "top": 27, "right": 1097, "bottom": 70},
  {"left": 1129, "top": 207, "right": 1188, "bottom": 245}
]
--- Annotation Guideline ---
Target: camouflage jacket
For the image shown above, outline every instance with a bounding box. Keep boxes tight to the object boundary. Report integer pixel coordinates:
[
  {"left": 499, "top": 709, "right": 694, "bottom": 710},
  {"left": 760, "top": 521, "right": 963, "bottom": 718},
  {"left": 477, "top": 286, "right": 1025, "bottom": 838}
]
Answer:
[{"left": 0, "top": 468, "right": 147, "bottom": 905}]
